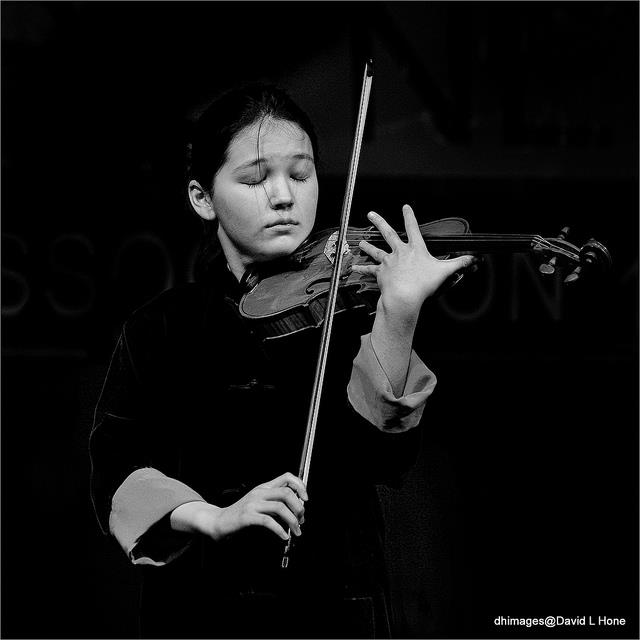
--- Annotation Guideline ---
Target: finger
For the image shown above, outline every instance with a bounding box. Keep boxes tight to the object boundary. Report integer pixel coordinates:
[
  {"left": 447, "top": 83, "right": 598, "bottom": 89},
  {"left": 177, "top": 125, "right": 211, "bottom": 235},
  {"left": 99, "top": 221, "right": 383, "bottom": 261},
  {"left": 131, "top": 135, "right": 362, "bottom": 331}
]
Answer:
[
  {"left": 367, "top": 211, "right": 403, "bottom": 251},
  {"left": 438, "top": 254, "right": 477, "bottom": 277},
  {"left": 268, "top": 472, "right": 308, "bottom": 501},
  {"left": 402, "top": 204, "right": 424, "bottom": 247},
  {"left": 351, "top": 264, "right": 378, "bottom": 277},
  {"left": 358, "top": 239, "right": 387, "bottom": 262},
  {"left": 262, "top": 487, "right": 305, "bottom": 519},
  {"left": 260, "top": 501, "right": 302, "bottom": 536},
  {"left": 251, "top": 513, "right": 289, "bottom": 541},
  {"left": 439, "top": 253, "right": 476, "bottom": 266}
]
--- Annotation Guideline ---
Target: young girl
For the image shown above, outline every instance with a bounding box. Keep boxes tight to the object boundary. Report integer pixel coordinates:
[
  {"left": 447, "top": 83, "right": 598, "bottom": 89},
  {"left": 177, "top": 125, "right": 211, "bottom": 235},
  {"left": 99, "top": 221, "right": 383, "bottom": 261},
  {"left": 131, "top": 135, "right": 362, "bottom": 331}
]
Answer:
[{"left": 89, "top": 84, "right": 474, "bottom": 639}]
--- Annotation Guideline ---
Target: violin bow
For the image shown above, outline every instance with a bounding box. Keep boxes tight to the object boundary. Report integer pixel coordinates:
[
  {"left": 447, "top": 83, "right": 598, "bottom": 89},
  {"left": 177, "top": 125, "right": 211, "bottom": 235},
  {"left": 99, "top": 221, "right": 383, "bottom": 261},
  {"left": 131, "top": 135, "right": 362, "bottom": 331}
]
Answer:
[{"left": 281, "top": 59, "right": 374, "bottom": 569}]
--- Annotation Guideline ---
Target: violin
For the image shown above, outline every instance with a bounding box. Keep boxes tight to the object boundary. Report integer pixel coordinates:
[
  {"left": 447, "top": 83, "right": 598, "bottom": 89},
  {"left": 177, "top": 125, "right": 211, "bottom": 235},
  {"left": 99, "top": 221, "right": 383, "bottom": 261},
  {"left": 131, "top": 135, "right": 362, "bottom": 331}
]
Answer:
[{"left": 239, "top": 217, "right": 612, "bottom": 340}]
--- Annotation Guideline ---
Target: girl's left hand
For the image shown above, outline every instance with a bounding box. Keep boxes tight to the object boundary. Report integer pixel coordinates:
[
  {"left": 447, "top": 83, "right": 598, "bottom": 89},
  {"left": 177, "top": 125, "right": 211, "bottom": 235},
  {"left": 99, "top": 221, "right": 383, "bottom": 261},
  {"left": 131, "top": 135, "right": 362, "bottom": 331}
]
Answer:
[{"left": 351, "top": 204, "right": 476, "bottom": 316}]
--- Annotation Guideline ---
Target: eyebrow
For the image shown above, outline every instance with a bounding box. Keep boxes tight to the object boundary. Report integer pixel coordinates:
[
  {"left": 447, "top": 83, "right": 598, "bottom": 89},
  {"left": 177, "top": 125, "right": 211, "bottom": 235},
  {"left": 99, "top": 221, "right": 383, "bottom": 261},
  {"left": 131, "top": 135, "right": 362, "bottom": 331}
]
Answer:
[{"left": 232, "top": 153, "right": 314, "bottom": 173}]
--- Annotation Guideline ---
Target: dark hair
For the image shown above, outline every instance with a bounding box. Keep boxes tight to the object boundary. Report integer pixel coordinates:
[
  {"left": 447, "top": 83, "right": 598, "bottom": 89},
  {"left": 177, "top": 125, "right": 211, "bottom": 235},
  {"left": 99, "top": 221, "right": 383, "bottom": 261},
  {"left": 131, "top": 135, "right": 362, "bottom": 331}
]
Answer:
[{"left": 188, "top": 83, "right": 319, "bottom": 282}]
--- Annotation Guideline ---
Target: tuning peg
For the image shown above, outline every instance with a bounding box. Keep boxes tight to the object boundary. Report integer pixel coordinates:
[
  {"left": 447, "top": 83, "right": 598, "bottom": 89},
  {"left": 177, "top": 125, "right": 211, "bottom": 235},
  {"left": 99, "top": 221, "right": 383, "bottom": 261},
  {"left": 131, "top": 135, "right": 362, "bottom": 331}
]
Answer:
[
  {"left": 539, "top": 226, "right": 570, "bottom": 275},
  {"left": 564, "top": 265, "right": 582, "bottom": 283}
]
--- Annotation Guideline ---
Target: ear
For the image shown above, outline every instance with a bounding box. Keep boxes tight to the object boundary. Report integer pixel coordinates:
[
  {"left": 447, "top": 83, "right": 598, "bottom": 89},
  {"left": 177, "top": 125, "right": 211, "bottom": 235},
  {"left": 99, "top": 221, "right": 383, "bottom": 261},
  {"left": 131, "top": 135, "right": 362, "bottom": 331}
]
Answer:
[{"left": 188, "top": 180, "right": 216, "bottom": 221}]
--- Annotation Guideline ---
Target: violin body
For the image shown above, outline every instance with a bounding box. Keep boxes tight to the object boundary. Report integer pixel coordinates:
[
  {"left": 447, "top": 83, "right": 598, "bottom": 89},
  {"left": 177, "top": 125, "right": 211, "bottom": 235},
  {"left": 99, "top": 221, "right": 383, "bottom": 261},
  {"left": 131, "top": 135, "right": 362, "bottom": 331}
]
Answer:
[{"left": 239, "top": 218, "right": 470, "bottom": 340}]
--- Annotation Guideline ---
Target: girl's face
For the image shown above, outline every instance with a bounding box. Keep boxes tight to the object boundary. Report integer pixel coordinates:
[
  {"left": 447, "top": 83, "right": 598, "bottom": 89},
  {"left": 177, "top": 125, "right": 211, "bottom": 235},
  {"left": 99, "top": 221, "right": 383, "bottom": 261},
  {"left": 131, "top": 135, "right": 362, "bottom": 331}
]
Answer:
[{"left": 210, "top": 118, "right": 318, "bottom": 277}]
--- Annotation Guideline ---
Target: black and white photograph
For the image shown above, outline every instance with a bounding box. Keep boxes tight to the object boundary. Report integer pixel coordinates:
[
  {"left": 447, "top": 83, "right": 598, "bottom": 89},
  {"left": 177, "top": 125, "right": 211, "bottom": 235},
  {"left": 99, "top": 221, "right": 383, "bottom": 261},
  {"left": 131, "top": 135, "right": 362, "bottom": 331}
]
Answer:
[{"left": 2, "top": 2, "right": 638, "bottom": 639}]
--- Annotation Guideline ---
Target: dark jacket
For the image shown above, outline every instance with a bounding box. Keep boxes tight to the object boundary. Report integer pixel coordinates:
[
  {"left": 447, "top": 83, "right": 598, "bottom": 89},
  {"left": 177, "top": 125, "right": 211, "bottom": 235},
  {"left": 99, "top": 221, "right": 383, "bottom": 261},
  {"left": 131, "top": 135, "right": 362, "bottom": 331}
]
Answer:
[{"left": 89, "top": 256, "right": 435, "bottom": 638}]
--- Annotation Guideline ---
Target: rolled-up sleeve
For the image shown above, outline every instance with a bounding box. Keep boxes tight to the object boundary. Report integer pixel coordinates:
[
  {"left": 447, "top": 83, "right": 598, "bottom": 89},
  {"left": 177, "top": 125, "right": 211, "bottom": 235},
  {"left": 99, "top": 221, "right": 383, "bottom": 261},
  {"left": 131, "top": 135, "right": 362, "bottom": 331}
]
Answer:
[
  {"left": 90, "top": 311, "right": 207, "bottom": 567},
  {"left": 109, "top": 467, "right": 205, "bottom": 567},
  {"left": 347, "top": 333, "right": 437, "bottom": 432}
]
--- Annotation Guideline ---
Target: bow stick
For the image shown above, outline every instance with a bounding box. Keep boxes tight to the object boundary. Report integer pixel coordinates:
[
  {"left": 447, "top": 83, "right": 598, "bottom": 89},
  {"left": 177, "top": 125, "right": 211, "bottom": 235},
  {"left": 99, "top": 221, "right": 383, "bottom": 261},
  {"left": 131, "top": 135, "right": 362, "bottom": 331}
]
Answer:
[{"left": 281, "top": 59, "right": 374, "bottom": 568}]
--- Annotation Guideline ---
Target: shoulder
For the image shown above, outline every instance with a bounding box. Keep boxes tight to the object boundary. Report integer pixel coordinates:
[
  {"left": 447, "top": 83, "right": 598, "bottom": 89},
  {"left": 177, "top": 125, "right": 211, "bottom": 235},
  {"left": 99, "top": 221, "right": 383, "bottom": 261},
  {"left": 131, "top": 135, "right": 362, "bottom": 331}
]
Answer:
[
  {"left": 125, "top": 282, "right": 202, "bottom": 324},
  {"left": 122, "top": 283, "right": 215, "bottom": 353}
]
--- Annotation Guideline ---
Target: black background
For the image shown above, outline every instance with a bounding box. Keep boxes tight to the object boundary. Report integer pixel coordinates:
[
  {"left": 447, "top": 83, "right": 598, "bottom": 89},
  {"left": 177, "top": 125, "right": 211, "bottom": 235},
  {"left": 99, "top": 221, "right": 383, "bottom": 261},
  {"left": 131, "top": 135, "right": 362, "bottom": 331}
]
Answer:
[{"left": 2, "top": 2, "right": 638, "bottom": 639}]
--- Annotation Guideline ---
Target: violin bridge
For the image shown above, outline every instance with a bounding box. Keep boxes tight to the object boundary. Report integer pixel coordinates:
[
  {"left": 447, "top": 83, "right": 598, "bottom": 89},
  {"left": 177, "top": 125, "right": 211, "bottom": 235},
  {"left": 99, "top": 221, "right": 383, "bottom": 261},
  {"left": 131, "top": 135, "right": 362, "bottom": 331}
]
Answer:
[{"left": 324, "top": 231, "right": 350, "bottom": 264}]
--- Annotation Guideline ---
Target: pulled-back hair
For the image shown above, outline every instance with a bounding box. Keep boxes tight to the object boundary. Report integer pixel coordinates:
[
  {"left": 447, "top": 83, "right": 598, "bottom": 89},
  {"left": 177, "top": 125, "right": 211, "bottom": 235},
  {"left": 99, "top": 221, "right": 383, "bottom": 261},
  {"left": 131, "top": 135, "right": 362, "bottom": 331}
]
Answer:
[{"left": 188, "top": 84, "right": 319, "bottom": 282}]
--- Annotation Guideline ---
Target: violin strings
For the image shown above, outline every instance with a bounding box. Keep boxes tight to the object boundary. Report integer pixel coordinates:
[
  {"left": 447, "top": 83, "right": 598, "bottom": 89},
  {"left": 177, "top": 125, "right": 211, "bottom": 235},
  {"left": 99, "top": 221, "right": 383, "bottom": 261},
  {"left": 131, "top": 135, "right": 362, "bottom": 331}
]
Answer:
[
  {"left": 340, "top": 233, "right": 579, "bottom": 260},
  {"left": 306, "top": 230, "right": 576, "bottom": 262},
  {"left": 345, "top": 236, "right": 544, "bottom": 245},
  {"left": 343, "top": 233, "right": 547, "bottom": 247},
  {"left": 345, "top": 232, "right": 542, "bottom": 241}
]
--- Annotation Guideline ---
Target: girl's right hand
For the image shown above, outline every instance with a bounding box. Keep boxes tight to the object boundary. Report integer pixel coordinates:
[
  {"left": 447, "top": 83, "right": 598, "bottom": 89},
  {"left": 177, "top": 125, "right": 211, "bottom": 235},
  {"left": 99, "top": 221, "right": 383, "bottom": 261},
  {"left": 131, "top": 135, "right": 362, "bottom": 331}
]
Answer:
[{"left": 170, "top": 472, "right": 307, "bottom": 542}]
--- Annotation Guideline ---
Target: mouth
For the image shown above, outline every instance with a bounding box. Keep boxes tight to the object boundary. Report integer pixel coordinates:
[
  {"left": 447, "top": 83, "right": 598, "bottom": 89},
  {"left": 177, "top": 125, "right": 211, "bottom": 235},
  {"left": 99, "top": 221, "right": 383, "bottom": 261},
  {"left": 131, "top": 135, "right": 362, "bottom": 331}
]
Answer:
[{"left": 265, "top": 219, "right": 298, "bottom": 229}]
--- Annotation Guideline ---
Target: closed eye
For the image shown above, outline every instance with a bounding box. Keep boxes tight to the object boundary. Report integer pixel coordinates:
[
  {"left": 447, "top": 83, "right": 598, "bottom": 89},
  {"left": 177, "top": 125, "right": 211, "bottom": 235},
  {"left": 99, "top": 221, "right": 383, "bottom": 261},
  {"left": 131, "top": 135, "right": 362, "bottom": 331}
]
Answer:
[
  {"left": 243, "top": 176, "right": 266, "bottom": 188},
  {"left": 244, "top": 174, "right": 309, "bottom": 188}
]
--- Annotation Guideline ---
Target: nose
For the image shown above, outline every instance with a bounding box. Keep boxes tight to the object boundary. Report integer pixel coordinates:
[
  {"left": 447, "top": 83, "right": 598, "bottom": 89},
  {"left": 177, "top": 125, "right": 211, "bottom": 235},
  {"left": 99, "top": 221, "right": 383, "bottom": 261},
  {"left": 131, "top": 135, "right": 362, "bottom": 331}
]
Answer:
[{"left": 268, "top": 176, "right": 294, "bottom": 211}]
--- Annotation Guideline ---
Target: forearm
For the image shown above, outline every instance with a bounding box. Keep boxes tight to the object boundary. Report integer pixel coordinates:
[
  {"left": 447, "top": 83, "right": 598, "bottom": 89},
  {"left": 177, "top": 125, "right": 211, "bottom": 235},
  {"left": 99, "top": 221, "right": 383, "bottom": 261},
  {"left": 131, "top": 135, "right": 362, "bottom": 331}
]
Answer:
[
  {"left": 170, "top": 500, "right": 222, "bottom": 537},
  {"left": 355, "top": 205, "right": 475, "bottom": 398},
  {"left": 370, "top": 295, "right": 421, "bottom": 397},
  {"left": 171, "top": 472, "right": 306, "bottom": 544}
]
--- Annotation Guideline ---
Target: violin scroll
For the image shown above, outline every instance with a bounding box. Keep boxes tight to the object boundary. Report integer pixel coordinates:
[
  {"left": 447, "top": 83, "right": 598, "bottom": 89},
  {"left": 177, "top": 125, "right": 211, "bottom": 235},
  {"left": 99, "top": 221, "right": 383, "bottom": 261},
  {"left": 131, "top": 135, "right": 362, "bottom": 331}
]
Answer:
[
  {"left": 534, "top": 226, "right": 612, "bottom": 284},
  {"left": 565, "top": 238, "right": 613, "bottom": 284}
]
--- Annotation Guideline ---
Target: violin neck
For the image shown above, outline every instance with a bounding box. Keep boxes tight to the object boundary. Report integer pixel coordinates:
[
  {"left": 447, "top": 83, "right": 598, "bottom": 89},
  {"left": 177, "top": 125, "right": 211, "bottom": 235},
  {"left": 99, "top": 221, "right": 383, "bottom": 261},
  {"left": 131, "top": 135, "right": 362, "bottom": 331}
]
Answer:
[
  {"left": 368, "top": 233, "right": 539, "bottom": 254},
  {"left": 426, "top": 235, "right": 537, "bottom": 254}
]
